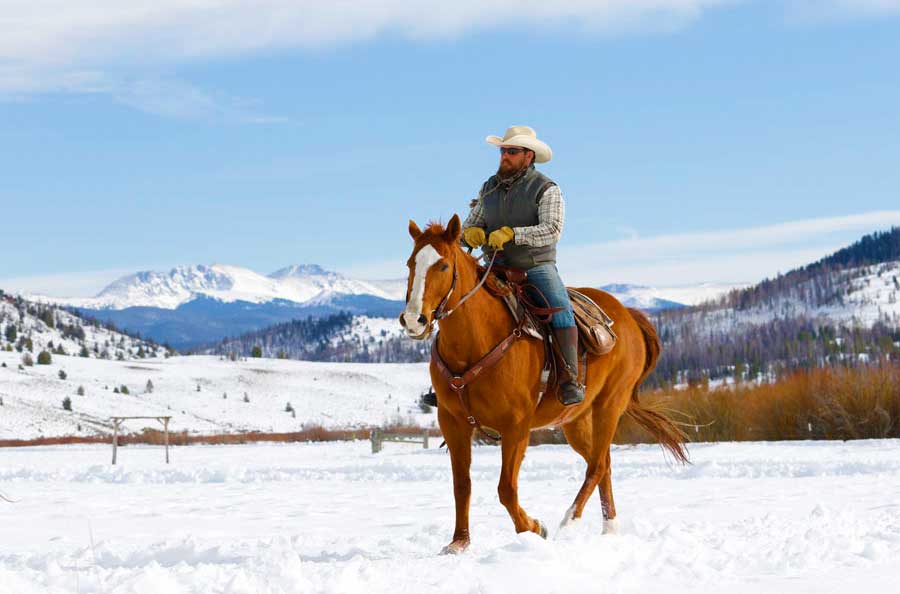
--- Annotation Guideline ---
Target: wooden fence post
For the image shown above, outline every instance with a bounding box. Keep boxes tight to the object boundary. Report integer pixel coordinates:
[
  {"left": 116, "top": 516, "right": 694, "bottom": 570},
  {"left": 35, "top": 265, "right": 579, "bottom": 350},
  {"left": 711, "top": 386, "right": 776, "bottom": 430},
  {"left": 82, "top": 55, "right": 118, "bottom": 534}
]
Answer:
[
  {"left": 163, "top": 417, "right": 170, "bottom": 464},
  {"left": 371, "top": 429, "right": 382, "bottom": 454},
  {"left": 111, "top": 418, "right": 121, "bottom": 465}
]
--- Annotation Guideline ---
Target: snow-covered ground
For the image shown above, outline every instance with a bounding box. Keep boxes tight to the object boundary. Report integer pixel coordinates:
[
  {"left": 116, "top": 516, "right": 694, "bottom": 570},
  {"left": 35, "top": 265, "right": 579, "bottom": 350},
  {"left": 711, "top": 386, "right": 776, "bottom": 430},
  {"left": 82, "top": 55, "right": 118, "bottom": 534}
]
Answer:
[
  {"left": 0, "top": 351, "right": 433, "bottom": 439},
  {"left": 1, "top": 439, "right": 898, "bottom": 593}
]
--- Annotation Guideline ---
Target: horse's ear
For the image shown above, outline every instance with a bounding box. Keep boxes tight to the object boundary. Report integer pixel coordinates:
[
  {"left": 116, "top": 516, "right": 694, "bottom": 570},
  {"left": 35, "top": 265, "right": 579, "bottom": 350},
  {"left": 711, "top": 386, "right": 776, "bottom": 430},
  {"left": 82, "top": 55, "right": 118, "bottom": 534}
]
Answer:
[
  {"left": 408, "top": 219, "right": 422, "bottom": 240},
  {"left": 444, "top": 214, "right": 461, "bottom": 242}
]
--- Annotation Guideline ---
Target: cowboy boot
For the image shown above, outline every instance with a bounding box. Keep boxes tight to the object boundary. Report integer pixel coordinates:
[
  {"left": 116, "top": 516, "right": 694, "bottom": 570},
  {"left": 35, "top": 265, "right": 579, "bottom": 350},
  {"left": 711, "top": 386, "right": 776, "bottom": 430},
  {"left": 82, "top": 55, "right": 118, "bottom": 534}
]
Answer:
[{"left": 552, "top": 326, "right": 584, "bottom": 406}]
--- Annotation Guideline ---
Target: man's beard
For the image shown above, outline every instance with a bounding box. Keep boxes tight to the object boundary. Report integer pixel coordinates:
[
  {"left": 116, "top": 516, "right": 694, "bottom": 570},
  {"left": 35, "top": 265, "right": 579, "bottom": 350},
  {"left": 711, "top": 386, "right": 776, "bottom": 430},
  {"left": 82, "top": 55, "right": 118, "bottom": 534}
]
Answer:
[{"left": 497, "top": 160, "right": 527, "bottom": 180}]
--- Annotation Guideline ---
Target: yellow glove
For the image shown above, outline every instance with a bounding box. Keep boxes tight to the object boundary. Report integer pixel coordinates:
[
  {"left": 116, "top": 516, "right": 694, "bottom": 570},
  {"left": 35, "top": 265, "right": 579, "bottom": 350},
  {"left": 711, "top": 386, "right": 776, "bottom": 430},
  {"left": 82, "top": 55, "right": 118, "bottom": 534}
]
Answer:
[
  {"left": 463, "top": 227, "right": 486, "bottom": 249},
  {"left": 488, "top": 226, "right": 515, "bottom": 250}
]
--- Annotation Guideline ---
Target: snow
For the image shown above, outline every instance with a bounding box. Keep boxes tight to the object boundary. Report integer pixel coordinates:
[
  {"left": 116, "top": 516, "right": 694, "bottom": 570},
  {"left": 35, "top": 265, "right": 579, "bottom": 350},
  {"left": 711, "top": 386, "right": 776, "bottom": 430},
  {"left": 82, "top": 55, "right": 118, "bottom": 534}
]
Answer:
[
  {"left": 0, "top": 351, "right": 433, "bottom": 439},
  {"left": 1, "top": 439, "right": 899, "bottom": 593},
  {"left": 29, "top": 263, "right": 403, "bottom": 311}
]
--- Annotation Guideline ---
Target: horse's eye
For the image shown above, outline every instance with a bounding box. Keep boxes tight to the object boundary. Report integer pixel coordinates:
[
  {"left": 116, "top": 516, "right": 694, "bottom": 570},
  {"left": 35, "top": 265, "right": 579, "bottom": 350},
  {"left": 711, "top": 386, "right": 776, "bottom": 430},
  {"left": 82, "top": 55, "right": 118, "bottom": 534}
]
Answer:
[{"left": 440, "top": 263, "right": 449, "bottom": 272}]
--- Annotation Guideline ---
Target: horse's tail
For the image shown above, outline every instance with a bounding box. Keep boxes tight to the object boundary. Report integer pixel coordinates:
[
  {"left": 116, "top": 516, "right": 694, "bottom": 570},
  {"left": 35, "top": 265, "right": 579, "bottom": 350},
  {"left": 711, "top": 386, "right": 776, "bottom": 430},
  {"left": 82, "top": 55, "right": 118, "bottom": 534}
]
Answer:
[{"left": 623, "top": 307, "right": 689, "bottom": 464}]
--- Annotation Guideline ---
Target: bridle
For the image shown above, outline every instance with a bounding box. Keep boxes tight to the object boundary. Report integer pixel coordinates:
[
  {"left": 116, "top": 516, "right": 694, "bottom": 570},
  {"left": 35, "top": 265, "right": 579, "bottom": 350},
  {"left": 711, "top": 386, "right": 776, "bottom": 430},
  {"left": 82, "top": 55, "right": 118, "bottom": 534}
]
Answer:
[{"left": 431, "top": 248, "right": 498, "bottom": 326}]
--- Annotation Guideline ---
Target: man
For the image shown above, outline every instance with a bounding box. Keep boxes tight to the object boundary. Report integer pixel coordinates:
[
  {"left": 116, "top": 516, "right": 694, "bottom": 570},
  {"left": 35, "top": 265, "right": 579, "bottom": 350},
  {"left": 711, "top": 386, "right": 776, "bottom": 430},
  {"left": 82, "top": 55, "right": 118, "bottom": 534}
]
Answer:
[{"left": 462, "top": 125, "right": 584, "bottom": 405}]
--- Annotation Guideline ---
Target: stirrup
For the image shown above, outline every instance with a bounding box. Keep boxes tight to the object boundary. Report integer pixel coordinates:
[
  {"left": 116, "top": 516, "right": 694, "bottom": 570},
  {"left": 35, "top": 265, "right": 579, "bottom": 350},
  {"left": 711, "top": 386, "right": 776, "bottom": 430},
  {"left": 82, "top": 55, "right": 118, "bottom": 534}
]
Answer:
[{"left": 558, "top": 381, "right": 584, "bottom": 406}]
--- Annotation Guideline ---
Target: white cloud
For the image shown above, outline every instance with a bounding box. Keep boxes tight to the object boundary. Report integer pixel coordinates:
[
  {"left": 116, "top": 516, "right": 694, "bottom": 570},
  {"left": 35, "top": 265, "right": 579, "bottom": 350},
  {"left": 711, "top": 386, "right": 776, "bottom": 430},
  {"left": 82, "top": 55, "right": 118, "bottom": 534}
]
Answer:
[
  {"left": 558, "top": 210, "right": 900, "bottom": 286},
  {"left": 1, "top": 1, "right": 735, "bottom": 96}
]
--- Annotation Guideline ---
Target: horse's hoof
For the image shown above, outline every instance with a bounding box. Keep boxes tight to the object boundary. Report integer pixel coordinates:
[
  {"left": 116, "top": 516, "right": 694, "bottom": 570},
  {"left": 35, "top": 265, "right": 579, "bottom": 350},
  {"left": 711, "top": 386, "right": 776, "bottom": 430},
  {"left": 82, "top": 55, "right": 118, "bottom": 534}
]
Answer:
[
  {"left": 537, "top": 520, "right": 548, "bottom": 540},
  {"left": 441, "top": 539, "right": 470, "bottom": 555},
  {"left": 559, "top": 505, "right": 578, "bottom": 530},
  {"left": 603, "top": 518, "right": 620, "bottom": 535}
]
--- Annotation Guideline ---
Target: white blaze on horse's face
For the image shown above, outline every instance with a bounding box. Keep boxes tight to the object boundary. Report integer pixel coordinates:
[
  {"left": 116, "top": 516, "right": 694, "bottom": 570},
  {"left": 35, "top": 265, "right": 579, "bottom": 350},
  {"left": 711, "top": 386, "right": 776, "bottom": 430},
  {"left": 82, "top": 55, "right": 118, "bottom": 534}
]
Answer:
[{"left": 403, "top": 244, "right": 442, "bottom": 337}]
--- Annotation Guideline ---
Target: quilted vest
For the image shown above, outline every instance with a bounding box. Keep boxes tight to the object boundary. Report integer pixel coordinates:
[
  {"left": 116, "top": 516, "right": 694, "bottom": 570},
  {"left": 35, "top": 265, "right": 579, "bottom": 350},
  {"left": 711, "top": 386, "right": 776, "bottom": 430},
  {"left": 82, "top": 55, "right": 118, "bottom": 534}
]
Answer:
[{"left": 480, "top": 166, "right": 557, "bottom": 270}]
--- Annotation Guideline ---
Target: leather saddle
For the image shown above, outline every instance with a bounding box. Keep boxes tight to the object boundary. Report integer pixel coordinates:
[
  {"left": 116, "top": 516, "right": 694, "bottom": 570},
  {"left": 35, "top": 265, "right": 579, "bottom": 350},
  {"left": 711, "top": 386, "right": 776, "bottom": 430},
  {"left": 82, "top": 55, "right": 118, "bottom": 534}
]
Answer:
[{"left": 478, "top": 264, "right": 618, "bottom": 398}]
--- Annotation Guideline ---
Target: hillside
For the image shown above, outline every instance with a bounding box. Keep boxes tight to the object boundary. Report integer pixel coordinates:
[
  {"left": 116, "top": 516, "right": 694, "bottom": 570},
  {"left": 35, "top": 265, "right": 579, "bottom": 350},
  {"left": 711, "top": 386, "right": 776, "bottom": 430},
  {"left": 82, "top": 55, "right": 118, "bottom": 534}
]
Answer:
[
  {"left": 0, "top": 350, "right": 433, "bottom": 440},
  {"left": 205, "top": 313, "right": 430, "bottom": 363},
  {"left": 0, "top": 291, "right": 168, "bottom": 363},
  {"left": 650, "top": 228, "right": 900, "bottom": 385}
]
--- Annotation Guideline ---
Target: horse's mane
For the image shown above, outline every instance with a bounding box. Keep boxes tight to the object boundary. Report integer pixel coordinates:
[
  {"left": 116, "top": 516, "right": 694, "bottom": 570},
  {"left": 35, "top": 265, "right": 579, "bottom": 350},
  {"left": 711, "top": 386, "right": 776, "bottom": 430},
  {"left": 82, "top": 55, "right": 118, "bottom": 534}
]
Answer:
[{"left": 421, "top": 221, "right": 512, "bottom": 297}]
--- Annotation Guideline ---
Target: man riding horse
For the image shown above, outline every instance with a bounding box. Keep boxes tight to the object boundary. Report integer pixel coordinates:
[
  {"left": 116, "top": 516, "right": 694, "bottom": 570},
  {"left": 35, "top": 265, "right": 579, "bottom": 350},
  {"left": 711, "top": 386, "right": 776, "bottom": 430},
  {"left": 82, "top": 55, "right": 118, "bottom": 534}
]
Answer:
[{"left": 461, "top": 125, "right": 584, "bottom": 405}]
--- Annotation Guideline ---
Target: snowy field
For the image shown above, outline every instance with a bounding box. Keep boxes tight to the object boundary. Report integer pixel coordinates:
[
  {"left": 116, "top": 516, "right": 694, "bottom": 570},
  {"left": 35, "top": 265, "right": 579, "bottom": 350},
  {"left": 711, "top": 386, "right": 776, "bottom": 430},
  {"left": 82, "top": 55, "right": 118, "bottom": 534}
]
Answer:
[
  {"left": 0, "top": 352, "right": 433, "bottom": 439},
  {"left": 2, "top": 439, "right": 899, "bottom": 594}
]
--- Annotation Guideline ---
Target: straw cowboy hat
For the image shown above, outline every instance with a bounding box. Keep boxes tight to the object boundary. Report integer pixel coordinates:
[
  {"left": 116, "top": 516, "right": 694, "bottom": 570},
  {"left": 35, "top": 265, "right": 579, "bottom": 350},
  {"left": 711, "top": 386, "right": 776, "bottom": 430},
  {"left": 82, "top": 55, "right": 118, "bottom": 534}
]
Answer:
[{"left": 486, "top": 125, "right": 552, "bottom": 163}]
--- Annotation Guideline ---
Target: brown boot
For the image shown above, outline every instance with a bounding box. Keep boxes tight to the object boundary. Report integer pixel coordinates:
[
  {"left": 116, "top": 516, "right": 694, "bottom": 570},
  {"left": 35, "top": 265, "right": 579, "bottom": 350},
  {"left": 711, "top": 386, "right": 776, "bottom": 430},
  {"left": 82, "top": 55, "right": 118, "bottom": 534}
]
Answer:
[{"left": 552, "top": 326, "right": 584, "bottom": 406}]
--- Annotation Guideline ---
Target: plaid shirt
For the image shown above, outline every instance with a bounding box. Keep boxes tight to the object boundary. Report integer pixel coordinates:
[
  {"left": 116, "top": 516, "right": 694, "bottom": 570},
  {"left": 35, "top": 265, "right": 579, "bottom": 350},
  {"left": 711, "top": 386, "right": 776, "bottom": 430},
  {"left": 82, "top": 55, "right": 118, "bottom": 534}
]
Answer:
[{"left": 462, "top": 184, "right": 564, "bottom": 248}]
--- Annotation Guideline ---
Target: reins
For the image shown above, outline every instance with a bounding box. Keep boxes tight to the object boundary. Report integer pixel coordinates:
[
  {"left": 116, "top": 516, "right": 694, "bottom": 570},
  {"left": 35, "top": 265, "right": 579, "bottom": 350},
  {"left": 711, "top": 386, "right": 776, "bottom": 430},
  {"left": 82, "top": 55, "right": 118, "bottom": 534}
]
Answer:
[{"left": 432, "top": 249, "right": 498, "bottom": 324}]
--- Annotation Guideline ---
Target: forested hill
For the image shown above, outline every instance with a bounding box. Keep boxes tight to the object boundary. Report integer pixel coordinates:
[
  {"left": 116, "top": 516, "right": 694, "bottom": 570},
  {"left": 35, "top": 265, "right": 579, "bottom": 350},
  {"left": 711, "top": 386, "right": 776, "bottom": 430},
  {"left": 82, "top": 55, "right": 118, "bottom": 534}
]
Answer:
[
  {"left": 203, "top": 313, "right": 430, "bottom": 363},
  {"left": 720, "top": 227, "right": 900, "bottom": 312},
  {"left": 649, "top": 227, "right": 900, "bottom": 387}
]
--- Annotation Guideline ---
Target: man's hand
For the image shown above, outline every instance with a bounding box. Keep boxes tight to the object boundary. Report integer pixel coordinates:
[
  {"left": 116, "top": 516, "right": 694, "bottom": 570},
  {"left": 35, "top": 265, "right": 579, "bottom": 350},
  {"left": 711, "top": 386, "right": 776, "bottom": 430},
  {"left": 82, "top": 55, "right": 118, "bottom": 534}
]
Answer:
[
  {"left": 463, "top": 227, "right": 486, "bottom": 249},
  {"left": 488, "top": 226, "right": 515, "bottom": 250}
]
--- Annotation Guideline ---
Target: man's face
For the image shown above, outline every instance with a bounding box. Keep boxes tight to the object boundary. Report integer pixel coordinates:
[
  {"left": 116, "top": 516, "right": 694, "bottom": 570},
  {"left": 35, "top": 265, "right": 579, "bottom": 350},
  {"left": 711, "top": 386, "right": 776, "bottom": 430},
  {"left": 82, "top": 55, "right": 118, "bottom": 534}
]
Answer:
[{"left": 497, "top": 146, "right": 533, "bottom": 178}]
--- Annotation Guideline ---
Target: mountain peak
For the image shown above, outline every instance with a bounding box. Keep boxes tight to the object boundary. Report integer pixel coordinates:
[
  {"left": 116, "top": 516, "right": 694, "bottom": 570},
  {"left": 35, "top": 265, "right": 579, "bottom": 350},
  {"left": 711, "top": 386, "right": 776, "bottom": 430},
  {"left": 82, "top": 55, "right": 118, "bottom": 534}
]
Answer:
[{"left": 269, "top": 264, "right": 336, "bottom": 279}]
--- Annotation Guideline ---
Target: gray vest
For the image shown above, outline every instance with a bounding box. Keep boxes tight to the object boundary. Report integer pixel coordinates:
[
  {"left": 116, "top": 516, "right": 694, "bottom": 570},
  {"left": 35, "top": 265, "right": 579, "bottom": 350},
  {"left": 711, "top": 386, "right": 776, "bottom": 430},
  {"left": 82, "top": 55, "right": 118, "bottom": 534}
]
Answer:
[{"left": 481, "top": 166, "right": 557, "bottom": 270}]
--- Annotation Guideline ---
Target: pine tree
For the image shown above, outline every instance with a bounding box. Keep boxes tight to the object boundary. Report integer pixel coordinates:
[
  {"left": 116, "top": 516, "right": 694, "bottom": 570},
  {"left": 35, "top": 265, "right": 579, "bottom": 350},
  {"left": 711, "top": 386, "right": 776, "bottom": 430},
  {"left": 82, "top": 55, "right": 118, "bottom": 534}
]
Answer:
[
  {"left": 37, "top": 351, "right": 52, "bottom": 365},
  {"left": 251, "top": 345, "right": 263, "bottom": 358}
]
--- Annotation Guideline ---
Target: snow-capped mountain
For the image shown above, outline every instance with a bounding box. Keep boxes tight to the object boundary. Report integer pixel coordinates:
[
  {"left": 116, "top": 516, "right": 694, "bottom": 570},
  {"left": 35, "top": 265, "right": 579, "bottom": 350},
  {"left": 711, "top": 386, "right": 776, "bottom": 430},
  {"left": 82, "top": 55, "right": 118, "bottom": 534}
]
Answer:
[
  {"left": 599, "top": 282, "right": 746, "bottom": 311},
  {"left": 45, "top": 264, "right": 405, "bottom": 311},
  {"left": 23, "top": 264, "right": 408, "bottom": 350}
]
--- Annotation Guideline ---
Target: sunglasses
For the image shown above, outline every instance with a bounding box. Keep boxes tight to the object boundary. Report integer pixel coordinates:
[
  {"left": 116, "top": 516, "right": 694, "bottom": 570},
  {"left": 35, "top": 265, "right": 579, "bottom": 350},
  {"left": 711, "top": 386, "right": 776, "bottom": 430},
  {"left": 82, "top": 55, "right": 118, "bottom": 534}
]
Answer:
[{"left": 499, "top": 147, "right": 529, "bottom": 156}]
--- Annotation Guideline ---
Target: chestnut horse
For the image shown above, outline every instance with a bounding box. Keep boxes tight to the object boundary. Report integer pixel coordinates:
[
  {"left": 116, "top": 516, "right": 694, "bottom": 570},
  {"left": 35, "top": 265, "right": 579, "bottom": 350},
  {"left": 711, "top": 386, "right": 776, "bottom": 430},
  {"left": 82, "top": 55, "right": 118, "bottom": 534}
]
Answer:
[{"left": 402, "top": 215, "right": 688, "bottom": 554}]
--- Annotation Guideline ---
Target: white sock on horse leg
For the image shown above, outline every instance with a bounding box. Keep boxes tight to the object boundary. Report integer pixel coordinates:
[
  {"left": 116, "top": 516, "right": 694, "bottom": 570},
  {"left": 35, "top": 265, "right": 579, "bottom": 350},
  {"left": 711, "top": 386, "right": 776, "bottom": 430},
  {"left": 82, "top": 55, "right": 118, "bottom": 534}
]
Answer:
[
  {"left": 559, "top": 504, "right": 578, "bottom": 529},
  {"left": 603, "top": 517, "right": 620, "bottom": 535}
]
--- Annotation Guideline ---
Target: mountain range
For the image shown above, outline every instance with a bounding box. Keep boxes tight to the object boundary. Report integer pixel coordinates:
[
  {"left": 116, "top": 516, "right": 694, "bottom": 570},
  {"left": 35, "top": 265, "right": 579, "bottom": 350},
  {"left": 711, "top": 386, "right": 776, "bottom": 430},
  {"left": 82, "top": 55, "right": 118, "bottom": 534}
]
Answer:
[
  {"left": 31, "top": 264, "right": 409, "bottom": 349},
  {"left": 28, "top": 264, "right": 715, "bottom": 349}
]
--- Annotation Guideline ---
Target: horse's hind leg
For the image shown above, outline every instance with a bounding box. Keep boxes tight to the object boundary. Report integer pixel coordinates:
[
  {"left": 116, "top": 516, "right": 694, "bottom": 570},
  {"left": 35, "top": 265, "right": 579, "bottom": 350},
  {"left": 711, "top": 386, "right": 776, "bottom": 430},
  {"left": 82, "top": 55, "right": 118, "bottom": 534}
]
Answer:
[
  {"left": 562, "top": 401, "right": 621, "bottom": 530},
  {"left": 597, "top": 449, "right": 619, "bottom": 533},
  {"left": 498, "top": 429, "right": 547, "bottom": 538},
  {"left": 560, "top": 413, "right": 592, "bottom": 527}
]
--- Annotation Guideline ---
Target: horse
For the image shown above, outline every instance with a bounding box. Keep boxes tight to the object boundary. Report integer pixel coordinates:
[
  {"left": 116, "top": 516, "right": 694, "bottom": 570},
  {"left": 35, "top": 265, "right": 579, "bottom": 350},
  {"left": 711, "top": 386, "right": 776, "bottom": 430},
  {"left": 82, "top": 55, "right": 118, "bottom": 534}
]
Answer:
[{"left": 401, "top": 214, "right": 689, "bottom": 554}]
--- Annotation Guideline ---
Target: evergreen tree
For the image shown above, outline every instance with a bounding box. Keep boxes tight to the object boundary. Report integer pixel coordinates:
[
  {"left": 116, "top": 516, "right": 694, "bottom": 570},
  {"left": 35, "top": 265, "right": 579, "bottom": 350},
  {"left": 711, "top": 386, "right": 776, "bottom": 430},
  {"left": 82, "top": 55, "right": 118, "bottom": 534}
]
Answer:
[{"left": 37, "top": 351, "right": 52, "bottom": 365}]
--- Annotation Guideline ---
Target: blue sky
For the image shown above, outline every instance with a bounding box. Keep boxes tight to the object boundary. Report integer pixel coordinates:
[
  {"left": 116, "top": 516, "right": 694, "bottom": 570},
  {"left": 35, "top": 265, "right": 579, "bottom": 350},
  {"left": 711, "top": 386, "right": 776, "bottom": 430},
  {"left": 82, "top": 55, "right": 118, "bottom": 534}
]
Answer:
[{"left": 2, "top": 0, "right": 900, "bottom": 296}]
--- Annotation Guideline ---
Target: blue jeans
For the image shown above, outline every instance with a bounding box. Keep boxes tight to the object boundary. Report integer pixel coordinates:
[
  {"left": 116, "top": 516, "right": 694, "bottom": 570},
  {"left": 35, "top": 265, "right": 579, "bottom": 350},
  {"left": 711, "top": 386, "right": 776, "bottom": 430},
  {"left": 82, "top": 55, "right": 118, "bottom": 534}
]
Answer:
[{"left": 524, "top": 263, "right": 575, "bottom": 329}]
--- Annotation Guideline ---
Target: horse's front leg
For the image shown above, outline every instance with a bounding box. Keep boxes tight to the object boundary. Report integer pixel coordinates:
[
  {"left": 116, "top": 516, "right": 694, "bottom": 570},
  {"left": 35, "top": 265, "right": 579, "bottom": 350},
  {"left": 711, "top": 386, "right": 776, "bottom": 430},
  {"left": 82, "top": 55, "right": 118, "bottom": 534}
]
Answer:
[
  {"left": 438, "top": 409, "right": 474, "bottom": 554},
  {"left": 498, "top": 428, "right": 547, "bottom": 538}
]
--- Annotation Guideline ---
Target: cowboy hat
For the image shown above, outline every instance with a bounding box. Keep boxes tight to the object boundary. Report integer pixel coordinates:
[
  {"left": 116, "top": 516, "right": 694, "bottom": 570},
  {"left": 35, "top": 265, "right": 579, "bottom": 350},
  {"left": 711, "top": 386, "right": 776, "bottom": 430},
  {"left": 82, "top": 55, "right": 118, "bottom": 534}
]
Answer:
[{"left": 485, "top": 125, "right": 552, "bottom": 163}]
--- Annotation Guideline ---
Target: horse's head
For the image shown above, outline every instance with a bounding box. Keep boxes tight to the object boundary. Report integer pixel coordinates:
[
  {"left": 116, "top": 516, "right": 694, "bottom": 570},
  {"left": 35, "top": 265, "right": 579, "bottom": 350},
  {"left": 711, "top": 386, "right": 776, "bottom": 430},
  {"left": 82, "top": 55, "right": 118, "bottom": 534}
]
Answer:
[{"left": 400, "top": 214, "right": 462, "bottom": 340}]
